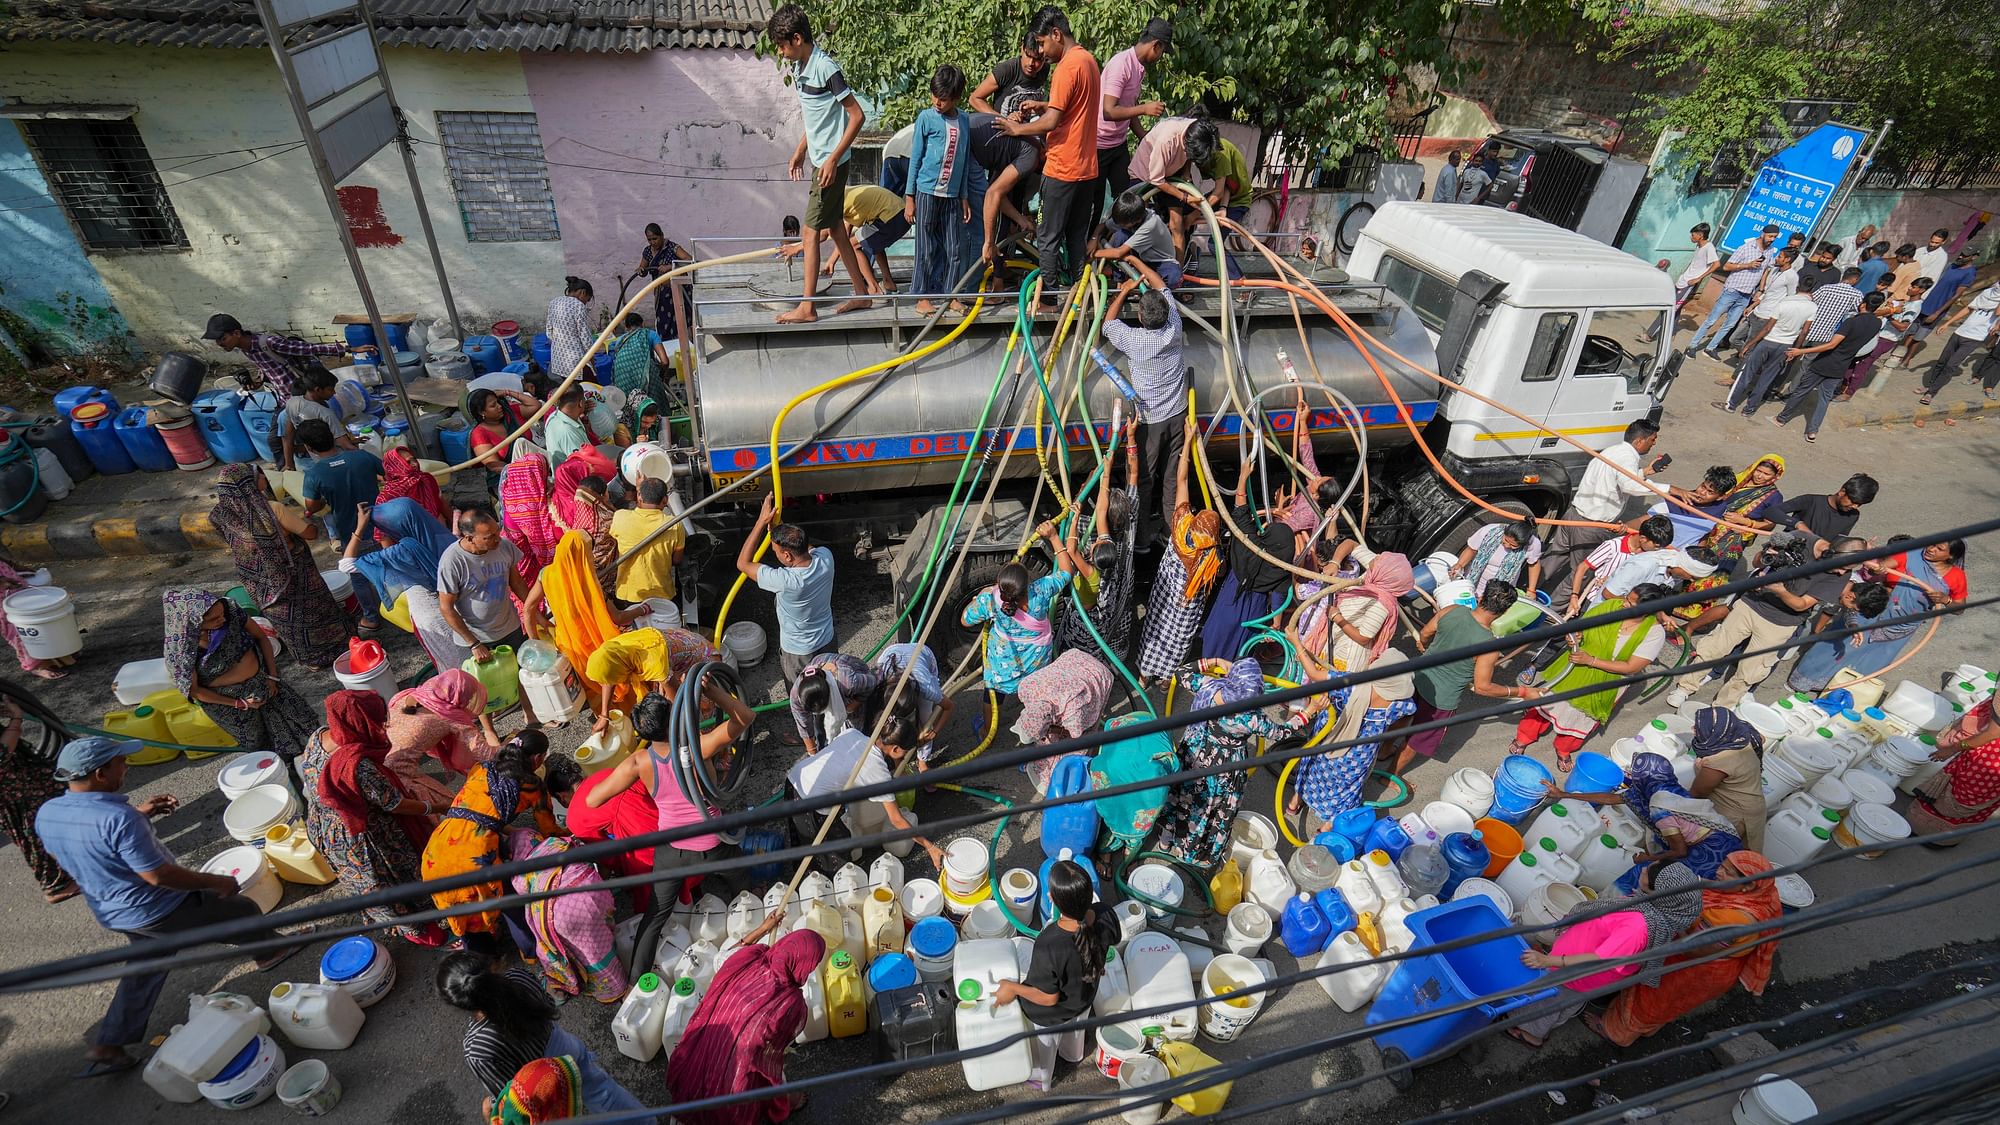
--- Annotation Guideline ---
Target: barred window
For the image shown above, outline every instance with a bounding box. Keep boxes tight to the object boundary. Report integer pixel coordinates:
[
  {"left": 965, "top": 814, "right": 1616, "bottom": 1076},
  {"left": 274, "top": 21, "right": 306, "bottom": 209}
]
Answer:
[
  {"left": 435, "top": 111, "right": 560, "bottom": 242},
  {"left": 19, "top": 118, "right": 187, "bottom": 252}
]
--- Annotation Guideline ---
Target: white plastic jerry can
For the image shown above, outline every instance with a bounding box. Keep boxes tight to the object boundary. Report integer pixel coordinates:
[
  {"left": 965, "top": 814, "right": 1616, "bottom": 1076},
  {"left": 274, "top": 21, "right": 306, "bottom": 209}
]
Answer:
[
  {"left": 611, "top": 973, "right": 669, "bottom": 1061},
  {"left": 1316, "top": 930, "right": 1387, "bottom": 1012}
]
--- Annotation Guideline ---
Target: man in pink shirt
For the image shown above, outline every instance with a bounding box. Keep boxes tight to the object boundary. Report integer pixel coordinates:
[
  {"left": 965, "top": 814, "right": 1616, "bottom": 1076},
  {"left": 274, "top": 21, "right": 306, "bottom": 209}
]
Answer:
[{"left": 1089, "top": 19, "right": 1170, "bottom": 230}]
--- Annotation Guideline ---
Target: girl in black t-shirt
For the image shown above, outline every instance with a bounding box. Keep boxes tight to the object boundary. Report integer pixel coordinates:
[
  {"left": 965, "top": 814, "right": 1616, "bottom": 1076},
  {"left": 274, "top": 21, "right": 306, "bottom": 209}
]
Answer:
[{"left": 995, "top": 859, "right": 1119, "bottom": 1088}]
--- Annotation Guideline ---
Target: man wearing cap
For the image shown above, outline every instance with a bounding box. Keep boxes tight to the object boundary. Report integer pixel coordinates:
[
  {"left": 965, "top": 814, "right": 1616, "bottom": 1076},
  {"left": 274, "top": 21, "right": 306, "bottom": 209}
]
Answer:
[
  {"left": 201, "top": 313, "right": 351, "bottom": 400},
  {"left": 36, "top": 737, "right": 297, "bottom": 1078},
  {"left": 1090, "top": 19, "right": 1170, "bottom": 231},
  {"left": 1686, "top": 224, "right": 1779, "bottom": 359}
]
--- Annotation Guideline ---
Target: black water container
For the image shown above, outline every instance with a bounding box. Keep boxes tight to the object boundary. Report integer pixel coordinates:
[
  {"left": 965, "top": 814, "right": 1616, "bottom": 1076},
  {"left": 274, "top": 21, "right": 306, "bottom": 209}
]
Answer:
[
  {"left": 150, "top": 352, "right": 207, "bottom": 406},
  {"left": 0, "top": 435, "right": 48, "bottom": 524},
  {"left": 24, "top": 419, "right": 93, "bottom": 484},
  {"left": 875, "top": 982, "right": 956, "bottom": 1062}
]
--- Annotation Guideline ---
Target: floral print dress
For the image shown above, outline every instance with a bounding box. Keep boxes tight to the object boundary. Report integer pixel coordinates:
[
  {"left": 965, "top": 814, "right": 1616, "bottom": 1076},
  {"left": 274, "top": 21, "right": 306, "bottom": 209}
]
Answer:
[
  {"left": 298, "top": 732, "right": 431, "bottom": 940},
  {"left": 1150, "top": 662, "right": 1297, "bottom": 869}
]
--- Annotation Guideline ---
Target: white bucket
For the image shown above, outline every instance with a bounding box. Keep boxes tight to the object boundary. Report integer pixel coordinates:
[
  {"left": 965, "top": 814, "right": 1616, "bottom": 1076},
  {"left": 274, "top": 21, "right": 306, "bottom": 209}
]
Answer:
[
  {"left": 1127, "top": 861, "right": 1185, "bottom": 920},
  {"left": 332, "top": 652, "right": 398, "bottom": 702},
  {"left": 319, "top": 569, "right": 354, "bottom": 606},
  {"left": 963, "top": 898, "right": 1011, "bottom": 941},
  {"left": 218, "top": 753, "right": 291, "bottom": 802},
  {"left": 721, "top": 621, "right": 767, "bottom": 667},
  {"left": 900, "top": 877, "right": 944, "bottom": 923},
  {"left": 1229, "top": 811, "right": 1279, "bottom": 867},
  {"left": 203, "top": 846, "right": 282, "bottom": 913},
  {"left": 1439, "top": 767, "right": 1496, "bottom": 819},
  {"left": 1761, "top": 754, "right": 1809, "bottom": 805},
  {"left": 3, "top": 586, "right": 81, "bottom": 659},
  {"left": 1419, "top": 800, "right": 1476, "bottom": 840},
  {"left": 1831, "top": 801, "right": 1910, "bottom": 859},
  {"left": 1451, "top": 877, "right": 1515, "bottom": 921},
  {"left": 223, "top": 784, "right": 301, "bottom": 848},
  {"left": 1805, "top": 774, "right": 1854, "bottom": 815},
  {"left": 425, "top": 353, "right": 472, "bottom": 381},
  {"left": 1732, "top": 1074, "right": 1817, "bottom": 1124},
  {"left": 1774, "top": 873, "right": 1814, "bottom": 912},
  {"left": 1837, "top": 768, "right": 1896, "bottom": 810},
  {"left": 1095, "top": 1018, "right": 1153, "bottom": 1081},
  {"left": 942, "top": 838, "right": 989, "bottom": 898},
  {"left": 1223, "top": 902, "right": 1271, "bottom": 957},
  {"left": 1519, "top": 882, "right": 1586, "bottom": 947},
  {"left": 999, "top": 868, "right": 1039, "bottom": 920},
  {"left": 1735, "top": 700, "right": 1789, "bottom": 747},
  {"left": 1116, "top": 1054, "right": 1171, "bottom": 1125},
  {"left": 276, "top": 1059, "right": 342, "bottom": 1116},
  {"left": 1197, "top": 954, "right": 1267, "bottom": 1042},
  {"left": 642, "top": 597, "right": 682, "bottom": 631},
  {"left": 197, "top": 1033, "right": 286, "bottom": 1110}
]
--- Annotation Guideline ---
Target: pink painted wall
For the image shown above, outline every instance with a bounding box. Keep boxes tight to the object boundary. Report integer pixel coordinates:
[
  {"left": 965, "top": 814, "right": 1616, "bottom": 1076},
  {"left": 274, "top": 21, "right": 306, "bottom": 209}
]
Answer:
[{"left": 522, "top": 48, "right": 802, "bottom": 309}]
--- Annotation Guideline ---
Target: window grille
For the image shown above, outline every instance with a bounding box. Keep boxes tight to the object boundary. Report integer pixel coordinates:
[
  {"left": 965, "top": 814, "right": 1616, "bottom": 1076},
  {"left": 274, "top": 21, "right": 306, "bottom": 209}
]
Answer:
[
  {"left": 19, "top": 118, "right": 187, "bottom": 251},
  {"left": 435, "top": 111, "right": 560, "bottom": 242}
]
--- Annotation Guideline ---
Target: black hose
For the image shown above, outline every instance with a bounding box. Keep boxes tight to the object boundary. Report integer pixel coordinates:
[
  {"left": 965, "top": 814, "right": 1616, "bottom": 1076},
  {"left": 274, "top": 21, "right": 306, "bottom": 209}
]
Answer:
[
  {"left": 666, "top": 661, "right": 754, "bottom": 811},
  {"left": 0, "top": 679, "right": 70, "bottom": 764}
]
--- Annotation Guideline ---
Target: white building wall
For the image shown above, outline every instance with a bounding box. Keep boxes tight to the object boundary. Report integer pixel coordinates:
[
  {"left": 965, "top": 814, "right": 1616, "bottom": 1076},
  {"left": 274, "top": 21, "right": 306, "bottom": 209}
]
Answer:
[{"left": 0, "top": 42, "right": 564, "bottom": 355}]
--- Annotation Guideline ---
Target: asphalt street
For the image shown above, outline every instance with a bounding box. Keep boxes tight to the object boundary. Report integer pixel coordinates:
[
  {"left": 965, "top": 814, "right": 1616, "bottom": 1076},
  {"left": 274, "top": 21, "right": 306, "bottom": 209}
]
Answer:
[{"left": 0, "top": 389, "right": 1996, "bottom": 1122}]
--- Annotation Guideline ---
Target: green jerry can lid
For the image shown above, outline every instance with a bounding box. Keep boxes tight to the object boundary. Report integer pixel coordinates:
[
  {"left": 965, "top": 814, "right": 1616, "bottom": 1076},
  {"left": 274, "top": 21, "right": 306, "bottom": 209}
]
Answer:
[{"left": 958, "top": 978, "right": 983, "bottom": 1002}]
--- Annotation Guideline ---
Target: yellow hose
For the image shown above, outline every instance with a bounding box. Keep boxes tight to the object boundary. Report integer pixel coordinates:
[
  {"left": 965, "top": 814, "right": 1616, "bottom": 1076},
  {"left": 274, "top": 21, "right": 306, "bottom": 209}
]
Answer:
[{"left": 710, "top": 286, "right": 993, "bottom": 645}]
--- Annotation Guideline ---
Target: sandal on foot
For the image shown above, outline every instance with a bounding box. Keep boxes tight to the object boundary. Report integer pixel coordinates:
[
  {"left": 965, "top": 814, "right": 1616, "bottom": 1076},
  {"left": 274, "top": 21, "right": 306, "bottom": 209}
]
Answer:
[
  {"left": 75, "top": 1054, "right": 142, "bottom": 1080},
  {"left": 1556, "top": 751, "right": 1575, "bottom": 774},
  {"left": 43, "top": 881, "right": 79, "bottom": 904}
]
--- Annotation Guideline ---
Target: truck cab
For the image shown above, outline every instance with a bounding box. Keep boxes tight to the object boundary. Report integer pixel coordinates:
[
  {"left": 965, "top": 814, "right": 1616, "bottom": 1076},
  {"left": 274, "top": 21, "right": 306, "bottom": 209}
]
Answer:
[{"left": 1347, "top": 202, "right": 1672, "bottom": 502}]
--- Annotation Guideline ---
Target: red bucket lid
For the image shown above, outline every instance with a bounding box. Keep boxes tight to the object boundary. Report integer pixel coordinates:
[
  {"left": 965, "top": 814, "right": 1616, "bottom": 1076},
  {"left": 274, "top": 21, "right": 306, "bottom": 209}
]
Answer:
[
  {"left": 71, "top": 401, "right": 113, "bottom": 425},
  {"left": 490, "top": 320, "right": 520, "bottom": 335}
]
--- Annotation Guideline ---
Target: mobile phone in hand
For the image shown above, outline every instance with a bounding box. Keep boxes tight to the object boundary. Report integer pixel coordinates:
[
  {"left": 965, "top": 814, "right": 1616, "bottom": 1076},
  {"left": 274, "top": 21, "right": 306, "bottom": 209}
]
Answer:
[{"left": 1651, "top": 454, "right": 1673, "bottom": 472}]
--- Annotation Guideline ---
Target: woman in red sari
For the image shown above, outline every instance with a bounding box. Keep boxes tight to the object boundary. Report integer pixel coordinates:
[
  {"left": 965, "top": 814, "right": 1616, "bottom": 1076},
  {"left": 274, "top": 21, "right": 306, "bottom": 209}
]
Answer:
[
  {"left": 1908, "top": 701, "right": 2000, "bottom": 842},
  {"left": 667, "top": 924, "right": 821, "bottom": 1125},
  {"left": 375, "top": 447, "right": 447, "bottom": 534},
  {"left": 1589, "top": 850, "right": 1780, "bottom": 1045}
]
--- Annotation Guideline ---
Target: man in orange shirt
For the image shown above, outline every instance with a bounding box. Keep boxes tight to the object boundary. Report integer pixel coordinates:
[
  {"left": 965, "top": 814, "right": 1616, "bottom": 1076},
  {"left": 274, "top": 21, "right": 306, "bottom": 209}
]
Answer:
[{"left": 1000, "top": 6, "right": 1099, "bottom": 292}]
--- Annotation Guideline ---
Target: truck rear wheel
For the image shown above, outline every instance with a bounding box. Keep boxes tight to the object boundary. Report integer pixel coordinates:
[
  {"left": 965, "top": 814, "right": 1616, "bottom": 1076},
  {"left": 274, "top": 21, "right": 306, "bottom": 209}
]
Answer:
[{"left": 937, "top": 552, "right": 1049, "bottom": 672}]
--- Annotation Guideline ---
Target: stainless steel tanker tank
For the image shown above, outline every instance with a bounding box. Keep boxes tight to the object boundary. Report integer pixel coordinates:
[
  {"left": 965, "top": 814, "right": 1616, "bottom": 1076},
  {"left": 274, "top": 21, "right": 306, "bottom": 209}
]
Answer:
[{"left": 683, "top": 266, "right": 1441, "bottom": 497}]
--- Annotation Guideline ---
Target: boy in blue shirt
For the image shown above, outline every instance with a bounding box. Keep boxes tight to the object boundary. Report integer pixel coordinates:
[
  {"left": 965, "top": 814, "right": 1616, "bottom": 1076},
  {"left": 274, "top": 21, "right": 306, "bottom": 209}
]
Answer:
[
  {"left": 769, "top": 4, "right": 869, "bottom": 324},
  {"left": 905, "top": 65, "right": 979, "bottom": 314}
]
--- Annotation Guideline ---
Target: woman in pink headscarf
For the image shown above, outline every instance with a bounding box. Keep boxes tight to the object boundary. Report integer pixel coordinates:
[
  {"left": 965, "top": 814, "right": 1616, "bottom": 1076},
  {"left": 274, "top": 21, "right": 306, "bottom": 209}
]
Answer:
[
  {"left": 546, "top": 458, "right": 619, "bottom": 595},
  {"left": 1288, "top": 551, "right": 1413, "bottom": 677},
  {"left": 500, "top": 445, "right": 562, "bottom": 584},
  {"left": 667, "top": 922, "right": 823, "bottom": 1125},
  {"left": 385, "top": 669, "right": 500, "bottom": 807}
]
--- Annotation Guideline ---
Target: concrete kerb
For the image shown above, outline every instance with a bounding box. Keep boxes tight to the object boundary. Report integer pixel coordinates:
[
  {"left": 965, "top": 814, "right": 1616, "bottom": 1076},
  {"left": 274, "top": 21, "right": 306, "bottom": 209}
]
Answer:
[
  {"left": 1840, "top": 397, "right": 2000, "bottom": 430},
  {"left": 0, "top": 509, "right": 220, "bottom": 561}
]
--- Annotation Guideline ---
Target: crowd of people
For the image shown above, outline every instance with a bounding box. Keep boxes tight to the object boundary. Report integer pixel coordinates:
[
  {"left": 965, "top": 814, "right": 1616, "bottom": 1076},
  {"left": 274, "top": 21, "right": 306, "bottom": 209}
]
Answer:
[
  {"left": 765, "top": 3, "right": 1257, "bottom": 323},
  {"left": 1663, "top": 221, "right": 1998, "bottom": 440},
  {"left": 1, "top": 5, "right": 1995, "bottom": 1117}
]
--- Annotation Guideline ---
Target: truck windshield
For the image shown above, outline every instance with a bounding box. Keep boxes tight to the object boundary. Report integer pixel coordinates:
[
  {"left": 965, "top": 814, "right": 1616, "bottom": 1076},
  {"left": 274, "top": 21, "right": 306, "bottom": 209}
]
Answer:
[
  {"left": 1373, "top": 253, "right": 1456, "bottom": 334},
  {"left": 1575, "top": 308, "right": 1666, "bottom": 394}
]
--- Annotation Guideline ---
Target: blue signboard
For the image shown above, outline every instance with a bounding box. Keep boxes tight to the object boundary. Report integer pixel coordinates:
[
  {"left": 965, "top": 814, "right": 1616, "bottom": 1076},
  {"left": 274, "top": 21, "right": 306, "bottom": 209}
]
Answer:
[{"left": 1720, "top": 122, "right": 1868, "bottom": 251}]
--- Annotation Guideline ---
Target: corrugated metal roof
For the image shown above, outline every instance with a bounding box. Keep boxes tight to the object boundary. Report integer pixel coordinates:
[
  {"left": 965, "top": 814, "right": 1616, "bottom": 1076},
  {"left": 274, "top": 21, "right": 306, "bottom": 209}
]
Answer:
[{"left": 0, "top": 0, "right": 771, "bottom": 51}]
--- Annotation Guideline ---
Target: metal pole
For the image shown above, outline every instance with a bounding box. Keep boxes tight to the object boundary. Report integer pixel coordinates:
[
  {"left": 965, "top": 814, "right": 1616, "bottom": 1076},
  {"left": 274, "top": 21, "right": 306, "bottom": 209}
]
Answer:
[
  {"left": 357, "top": 0, "right": 465, "bottom": 347},
  {"left": 255, "top": 1, "right": 425, "bottom": 453},
  {"left": 1810, "top": 118, "right": 1891, "bottom": 250}
]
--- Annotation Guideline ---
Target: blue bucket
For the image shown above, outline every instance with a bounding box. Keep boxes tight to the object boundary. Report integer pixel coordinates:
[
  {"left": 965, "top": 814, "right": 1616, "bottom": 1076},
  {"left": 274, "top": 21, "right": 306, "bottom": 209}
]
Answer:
[
  {"left": 868, "top": 953, "right": 918, "bottom": 994},
  {"left": 1489, "top": 756, "right": 1552, "bottom": 824},
  {"left": 1569, "top": 751, "right": 1624, "bottom": 796}
]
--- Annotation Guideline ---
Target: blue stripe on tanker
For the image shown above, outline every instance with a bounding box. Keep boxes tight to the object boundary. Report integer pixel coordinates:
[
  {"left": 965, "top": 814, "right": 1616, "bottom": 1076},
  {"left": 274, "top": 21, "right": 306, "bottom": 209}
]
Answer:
[{"left": 706, "top": 401, "right": 1441, "bottom": 477}]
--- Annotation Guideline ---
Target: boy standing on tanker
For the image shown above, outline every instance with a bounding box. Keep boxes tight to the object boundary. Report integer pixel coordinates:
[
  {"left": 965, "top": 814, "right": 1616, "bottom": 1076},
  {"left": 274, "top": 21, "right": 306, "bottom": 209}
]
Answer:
[{"left": 770, "top": 4, "right": 872, "bottom": 325}]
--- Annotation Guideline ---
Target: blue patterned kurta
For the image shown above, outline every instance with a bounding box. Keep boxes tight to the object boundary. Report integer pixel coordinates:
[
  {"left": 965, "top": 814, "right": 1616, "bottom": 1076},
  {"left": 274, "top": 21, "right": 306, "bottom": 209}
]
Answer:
[
  {"left": 962, "top": 571, "right": 1069, "bottom": 694},
  {"left": 1299, "top": 686, "right": 1417, "bottom": 823}
]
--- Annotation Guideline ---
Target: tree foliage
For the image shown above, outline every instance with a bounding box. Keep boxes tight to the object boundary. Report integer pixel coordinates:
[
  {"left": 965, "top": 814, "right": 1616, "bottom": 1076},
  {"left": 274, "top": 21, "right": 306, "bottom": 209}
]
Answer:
[
  {"left": 1578, "top": 0, "right": 2000, "bottom": 166},
  {"left": 797, "top": 0, "right": 1486, "bottom": 168}
]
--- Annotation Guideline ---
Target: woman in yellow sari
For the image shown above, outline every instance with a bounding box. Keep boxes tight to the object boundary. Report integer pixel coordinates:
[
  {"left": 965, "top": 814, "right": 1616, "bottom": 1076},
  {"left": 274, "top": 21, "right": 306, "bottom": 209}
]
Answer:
[
  {"left": 421, "top": 731, "right": 559, "bottom": 957},
  {"left": 524, "top": 531, "right": 645, "bottom": 719}
]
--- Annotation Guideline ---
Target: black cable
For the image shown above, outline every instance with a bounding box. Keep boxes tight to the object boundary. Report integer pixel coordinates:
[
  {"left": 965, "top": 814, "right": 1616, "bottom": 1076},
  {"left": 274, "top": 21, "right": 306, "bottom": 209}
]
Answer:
[{"left": 3, "top": 565, "right": 1989, "bottom": 992}]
